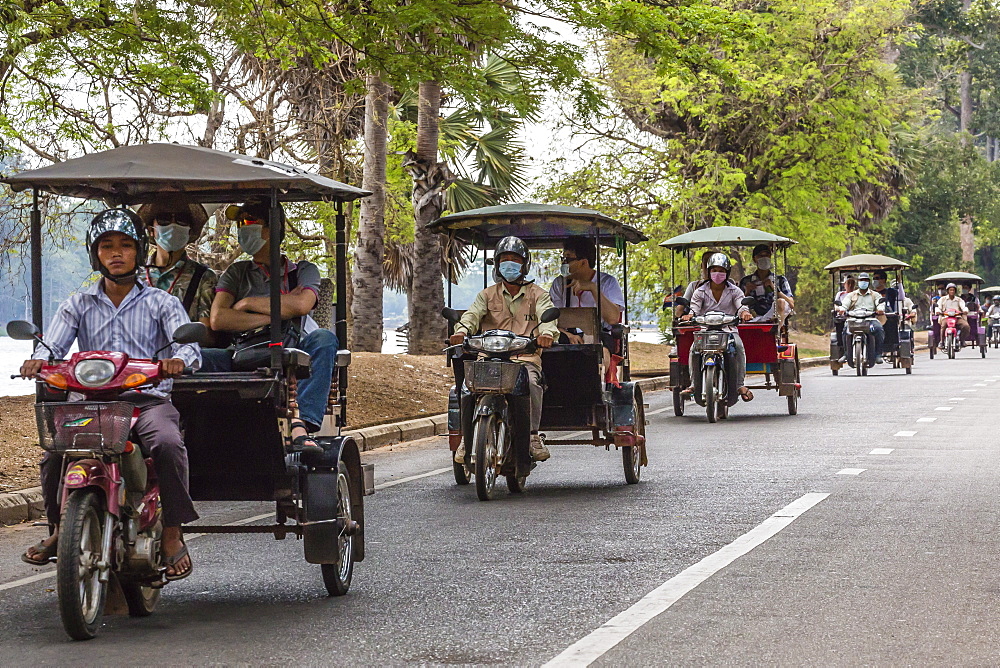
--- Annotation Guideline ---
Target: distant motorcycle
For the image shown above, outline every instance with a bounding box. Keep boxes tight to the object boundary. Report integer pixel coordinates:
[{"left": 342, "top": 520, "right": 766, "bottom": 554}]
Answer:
[
  {"left": 939, "top": 308, "right": 961, "bottom": 359},
  {"left": 843, "top": 306, "right": 881, "bottom": 376},
  {"left": 8, "top": 319, "right": 205, "bottom": 640}
]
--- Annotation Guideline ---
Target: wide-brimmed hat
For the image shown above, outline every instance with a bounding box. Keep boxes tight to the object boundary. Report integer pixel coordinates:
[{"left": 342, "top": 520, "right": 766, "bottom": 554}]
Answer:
[{"left": 136, "top": 195, "right": 209, "bottom": 240}]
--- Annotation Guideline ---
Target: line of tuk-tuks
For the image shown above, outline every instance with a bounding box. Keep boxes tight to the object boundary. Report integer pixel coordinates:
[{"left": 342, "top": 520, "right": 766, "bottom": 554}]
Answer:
[{"left": 0, "top": 143, "right": 987, "bottom": 639}]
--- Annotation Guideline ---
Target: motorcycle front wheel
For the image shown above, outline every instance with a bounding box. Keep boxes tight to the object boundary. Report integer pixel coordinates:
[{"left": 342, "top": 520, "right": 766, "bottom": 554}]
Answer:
[
  {"left": 854, "top": 338, "right": 864, "bottom": 376},
  {"left": 704, "top": 365, "right": 718, "bottom": 423},
  {"left": 473, "top": 413, "right": 501, "bottom": 501},
  {"left": 57, "top": 490, "right": 108, "bottom": 640}
]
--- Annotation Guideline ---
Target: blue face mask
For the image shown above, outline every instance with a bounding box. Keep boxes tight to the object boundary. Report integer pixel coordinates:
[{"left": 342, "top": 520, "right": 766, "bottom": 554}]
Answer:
[
  {"left": 499, "top": 260, "right": 524, "bottom": 283},
  {"left": 858, "top": 280, "right": 870, "bottom": 290},
  {"left": 154, "top": 223, "right": 190, "bottom": 253}
]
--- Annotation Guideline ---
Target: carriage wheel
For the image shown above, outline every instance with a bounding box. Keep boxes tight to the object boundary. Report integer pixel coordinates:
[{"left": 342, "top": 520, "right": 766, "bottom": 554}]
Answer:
[
  {"left": 453, "top": 459, "right": 471, "bottom": 485},
  {"left": 672, "top": 386, "right": 685, "bottom": 416},
  {"left": 704, "top": 366, "right": 718, "bottom": 423},
  {"left": 321, "top": 461, "right": 355, "bottom": 596},
  {"left": 622, "top": 390, "right": 644, "bottom": 485}
]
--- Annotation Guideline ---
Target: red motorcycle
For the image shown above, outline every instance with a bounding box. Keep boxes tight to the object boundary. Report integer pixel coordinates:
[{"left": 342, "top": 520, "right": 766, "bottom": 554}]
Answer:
[
  {"left": 8, "top": 319, "right": 205, "bottom": 640},
  {"left": 940, "top": 308, "right": 961, "bottom": 359}
]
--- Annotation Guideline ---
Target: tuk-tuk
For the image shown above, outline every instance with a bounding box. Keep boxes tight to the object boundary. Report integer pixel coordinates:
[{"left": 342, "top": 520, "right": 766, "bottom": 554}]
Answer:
[
  {"left": 2, "top": 144, "right": 374, "bottom": 600},
  {"left": 427, "top": 203, "right": 650, "bottom": 496},
  {"left": 661, "top": 226, "right": 802, "bottom": 419},
  {"left": 825, "top": 254, "right": 914, "bottom": 375},
  {"left": 925, "top": 270, "right": 988, "bottom": 359}
]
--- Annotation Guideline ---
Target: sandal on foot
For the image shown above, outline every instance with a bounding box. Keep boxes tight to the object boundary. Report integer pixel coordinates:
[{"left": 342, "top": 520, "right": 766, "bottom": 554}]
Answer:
[
  {"left": 164, "top": 543, "right": 193, "bottom": 582},
  {"left": 21, "top": 540, "right": 57, "bottom": 566},
  {"left": 739, "top": 388, "right": 754, "bottom": 402},
  {"left": 680, "top": 386, "right": 695, "bottom": 397},
  {"left": 290, "top": 421, "right": 323, "bottom": 456}
]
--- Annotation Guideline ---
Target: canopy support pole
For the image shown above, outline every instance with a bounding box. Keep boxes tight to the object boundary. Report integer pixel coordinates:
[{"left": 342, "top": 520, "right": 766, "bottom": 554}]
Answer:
[
  {"left": 335, "top": 200, "right": 349, "bottom": 428},
  {"left": 269, "top": 188, "right": 283, "bottom": 372},
  {"left": 30, "top": 188, "right": 42, "bottom": 334}
]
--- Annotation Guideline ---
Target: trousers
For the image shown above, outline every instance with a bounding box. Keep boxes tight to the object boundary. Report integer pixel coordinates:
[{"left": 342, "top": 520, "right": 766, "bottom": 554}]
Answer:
[
  {"left": 690, "top": 332, "right": 747, "bottom": 401},
  {"left": 40, "top": 393, "right": 198, "bottom": 528}
]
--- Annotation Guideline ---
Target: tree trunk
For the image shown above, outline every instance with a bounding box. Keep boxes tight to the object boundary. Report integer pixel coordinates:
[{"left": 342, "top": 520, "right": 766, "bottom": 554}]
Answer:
[
  {"left": 961, "top": 214, "right": 975, "bottom": 266},
  {"left": 405, "top": 81, "right": 450, "bottom": 355},
  {"left": 351, "top": 75, "right": 391, "bottom": 352}
]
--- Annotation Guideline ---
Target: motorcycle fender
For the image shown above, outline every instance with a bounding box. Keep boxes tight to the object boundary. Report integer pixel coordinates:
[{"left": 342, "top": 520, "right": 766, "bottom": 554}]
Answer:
[
  {"left": 303, "top": 435, "right": 366, "bottom": 564},
  {"left": 474, "top": 395, "right": 502, "bottom": 419},
  {"left": 64, "top": 459, "right": 111, "bottom": 492},
  {"left": 448, "top": 386, "right": 462, "bottom": 451},
  {"left": 669, "top": 359, "right": 681, "bottom": 387},
  {"left": 609, "top": 382, "right": 640, "bottom": 429}
]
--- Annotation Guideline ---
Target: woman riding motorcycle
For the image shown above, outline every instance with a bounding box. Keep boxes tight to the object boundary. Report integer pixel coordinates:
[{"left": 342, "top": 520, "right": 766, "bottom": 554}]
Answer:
[{"left": 681, "top": 253, "right": 754, "bottom": 402}]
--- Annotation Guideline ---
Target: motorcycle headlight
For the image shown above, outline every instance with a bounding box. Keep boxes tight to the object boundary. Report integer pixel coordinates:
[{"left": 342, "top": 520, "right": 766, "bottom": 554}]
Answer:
[
  {"left": 483, "top": 335, "right": 512, "bottom": 352},
  {"left": 508, "top": 337, "right": 531, "bottom": 352},
  {"left": 75, "top": 359, "right": 116, "bottom": 388},
  {"left": 704, "top": 313, "right": 726, "bottom": 326},
  {"left": 465, "top": 338, "right": 485, "bottom": 351}
]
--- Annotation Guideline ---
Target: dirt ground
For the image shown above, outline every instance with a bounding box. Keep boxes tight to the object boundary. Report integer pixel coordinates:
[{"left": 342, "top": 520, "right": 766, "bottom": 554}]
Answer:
[{"left": 0, "top": 345, "right": 673, "bottom": 492}]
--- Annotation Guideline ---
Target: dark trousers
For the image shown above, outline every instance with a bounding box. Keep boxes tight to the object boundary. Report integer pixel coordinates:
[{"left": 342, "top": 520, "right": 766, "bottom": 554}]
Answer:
[
  {"left": 866, "top": 322, "right": 885, "bottom": 366},
  {"left": 40, "top": 393, "right": 198, "bottom": 528}
]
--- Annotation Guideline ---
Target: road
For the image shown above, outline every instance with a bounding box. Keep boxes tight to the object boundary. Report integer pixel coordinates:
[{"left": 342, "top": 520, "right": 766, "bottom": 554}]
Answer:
[{"left": 2, "top": 351, "right": 1000, "bottom": 664}]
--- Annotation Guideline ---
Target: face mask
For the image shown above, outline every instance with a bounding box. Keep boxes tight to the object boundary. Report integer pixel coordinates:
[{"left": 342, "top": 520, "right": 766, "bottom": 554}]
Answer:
[
  {"left": 560, "top": 263, "right": 571, "bottom": 277},
  {"left": 710, "top": 271, "right": 727, "bottom": 285},
  {"left": 154, "top": 223, "right": 190, "bottom": 253},
  {"left": 755, "top": 257, "right": 772, "bottom": 271},
  {"left": 499, "top": 260, "right": 524, "bottom": 283},
  {"left": 858, "top": 280, "right": 870, "bottom": 290},
  {"left": 238, "top": 224, "right": 266, "bottom": 255},
  {"left": 873, "top": 280, "right": 885, "bottom": 290}
]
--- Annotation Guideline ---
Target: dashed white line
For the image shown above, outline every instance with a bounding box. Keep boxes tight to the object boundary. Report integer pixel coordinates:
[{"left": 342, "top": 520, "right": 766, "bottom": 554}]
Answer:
[
  {"left": 870, "top": 448, "right": 894, "bottom": 455},
  {"left": 935, "top": 407, "right": 954, "bottom": 411},
  {"left": 917, "top": 417, "right": 937, "bottom": 423},
  {"left": 837, "top": 468, "right": 866, "bottom": 475},
  {"left": 949, "top": 398, "right": 965, "bottom": 402},
  {"left": 974, "top": 383, "right": 987, "bottom": 387},
  {"left": 894, "top": 431, "right": 917, "bottom": 437},
  {"left": 542, "top": 493, "right": 830, "bottom": 668},
  {"left": 375, "top": 467, "right": 451, "bottom": 490},
  {"left": 963, "top": 389, "right": 977, "bottom": 393}
]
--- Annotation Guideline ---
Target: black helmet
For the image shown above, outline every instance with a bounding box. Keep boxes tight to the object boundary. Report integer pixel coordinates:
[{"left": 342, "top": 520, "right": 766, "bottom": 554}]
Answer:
[
  {"left": 705, "top": 252, "right": 731, "bottom": 273},
  {"left": 493, "top": 236, "right": 531, "bottom": 284},
  {"left": 86, "top": 208, "right": 148, "bottom": 284}
]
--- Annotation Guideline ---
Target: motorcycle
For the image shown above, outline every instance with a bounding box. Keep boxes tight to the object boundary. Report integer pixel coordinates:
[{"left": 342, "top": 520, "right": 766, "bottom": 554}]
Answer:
[
  {"left": 940, "top": 308, "right": 962, "bottom": 359},
  {"left": 443, "top": 308, "right": 558, "bottom": 501},
  {"left": 688, "top": 300, "right": 754, "bottom": 423},
  {"left": 988, "top": 314, "right": 1000, "bottom": 348},
  {"left": 842, "top": 306, "right": 882, "bottom": 376},
  {"left": 7, "top": 319, "right": 206, "bottom": 640}
]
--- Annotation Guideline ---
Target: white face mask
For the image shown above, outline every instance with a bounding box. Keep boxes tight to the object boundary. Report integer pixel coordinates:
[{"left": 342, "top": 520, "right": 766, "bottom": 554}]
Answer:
[
  {"left": 755, "top": 257, "right": 772, "bottom": 271},
  {"left": 560, "top": 263, "right": 571, "bottom": 277},
  {"left": 238, "top": 224, "right": 266, "bottom": 255},
  {"left": 153, "top": 223, "right": 190, "bottom": 253}
]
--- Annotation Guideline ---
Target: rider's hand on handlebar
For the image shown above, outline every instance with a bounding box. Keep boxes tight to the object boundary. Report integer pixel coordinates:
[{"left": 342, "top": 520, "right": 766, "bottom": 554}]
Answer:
[
  {"left": 537, "top": 333, "right": 554, "bottom": 349},
  {"left": 449, "top": 332, "right": 466, "bottom": 346},
  {"left": 160, "top": 358, "right": 186, "bottom": 378},
  {"left": 740, "top": 310, "right": 753, "bottom": 322},
  {"left": 19, "top": 359, "right": 43, "bottom": 379},
  {"left": 680, "top": 314, "right": 693, "bottom": 322}
]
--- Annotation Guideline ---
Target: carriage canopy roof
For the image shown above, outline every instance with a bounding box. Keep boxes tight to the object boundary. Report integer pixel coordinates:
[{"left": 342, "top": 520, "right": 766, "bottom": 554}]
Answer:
[
  {"left": 427, "top": 203, "right": 647, "bottom": 248},
  {"left": 978, "top": 286, "right": 1000, "bottom": 294},
  {"left": 0, "top": 143, "right": 370, "bottom": 204},
  {"left": 658, "top": 226, "right": 797, "bottom": 250},
  {"left": 823, "top": 254, "right": 910, "bottom": 271},
  {"left": 924, "top": 271, "right": 984, "bottom": 283}
]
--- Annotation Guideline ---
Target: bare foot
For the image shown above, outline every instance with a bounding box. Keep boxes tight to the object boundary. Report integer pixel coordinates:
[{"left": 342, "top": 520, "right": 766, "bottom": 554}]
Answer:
[{"left": 162, "top": 526, "right": 191, "bottom": 579}]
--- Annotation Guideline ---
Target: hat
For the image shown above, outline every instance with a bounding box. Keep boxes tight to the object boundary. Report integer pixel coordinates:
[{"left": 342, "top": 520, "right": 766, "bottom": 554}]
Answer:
[
  {"left": 224, "top": 197, "right": 287, "bottom": 225},
  {"left": 137, "top": 195, "right": 209, "bottom": 240},
  {"left": 857, "top": 272, "right": 871, "bottom": 280},
  {"left": 751, "top": 244, "right": 771, "bottom": 258}
]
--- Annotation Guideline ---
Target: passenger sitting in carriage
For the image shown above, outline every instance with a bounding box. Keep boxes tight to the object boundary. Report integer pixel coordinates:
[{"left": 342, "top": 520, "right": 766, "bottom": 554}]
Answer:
[{"left": 738, "top": 244, "right": 794, "bottom": 325}]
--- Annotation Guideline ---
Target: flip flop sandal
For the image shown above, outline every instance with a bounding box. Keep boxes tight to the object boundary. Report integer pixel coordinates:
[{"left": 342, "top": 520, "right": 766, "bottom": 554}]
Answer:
[
  {"left": 164, "top": 543, "right": 193, "bottom": 582},
  {"left": 739, "top": 388, "right": 754, "bottom": 402},
  {"left": 290, "top": 420, "right": 323, "bottom": 457},
  {"left": 21, "top": 540, "right": 57, "bottom": 566}
]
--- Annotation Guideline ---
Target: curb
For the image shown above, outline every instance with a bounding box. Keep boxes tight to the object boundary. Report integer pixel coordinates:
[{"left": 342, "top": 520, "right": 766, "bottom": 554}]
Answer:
[{"left": 0, "top": 376, "right": 674, "bottom": 525}]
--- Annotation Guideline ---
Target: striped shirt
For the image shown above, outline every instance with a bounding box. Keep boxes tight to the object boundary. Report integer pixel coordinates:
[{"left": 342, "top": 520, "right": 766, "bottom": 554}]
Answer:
[{"left": 31, "top": 280, "right": 201, "bottom": 396}]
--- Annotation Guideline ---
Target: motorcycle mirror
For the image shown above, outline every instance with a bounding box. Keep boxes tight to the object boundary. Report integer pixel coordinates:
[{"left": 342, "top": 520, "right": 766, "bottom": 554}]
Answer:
[
  {"left": 540, "top": 307, "right": 560, "bottom": 324},
  {"left": 674, "top": 297, "right": 690, "bottom": 307},
  {"left": 5, "top": 320, "right": 39, "bottom": 341},
  {"left": 440, "top": 308, "right": 463, "bottom": 324},
  {"left": 833, "top": 299, "right": 842, "bottom": 306},
  {"left": 172, "top": 322, "right": 209, "bottom": 346}
]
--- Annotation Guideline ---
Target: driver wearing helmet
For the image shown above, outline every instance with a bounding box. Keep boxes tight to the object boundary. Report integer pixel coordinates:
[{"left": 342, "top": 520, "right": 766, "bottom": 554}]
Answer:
[
  {"left": 450, "top": 236, "right": 560, "bottom": 464},
  {"left": 838, "top": 272, "right": 887, "bottom": 365},
  {"left": 17, "top": 208, "right": 201, "bottom": 581},
  {"left": 936, "top": 282, "right": 970, "bottom": 348},
  {"left": 680, "top": 252, "right": 755, "bottom": 403},
  {"left": 986, "top": 296, "right": 1000, "bottom": 339}
]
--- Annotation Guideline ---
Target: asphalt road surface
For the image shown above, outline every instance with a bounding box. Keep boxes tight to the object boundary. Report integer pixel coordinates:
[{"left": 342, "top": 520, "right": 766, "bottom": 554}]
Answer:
[{"left": 3, "top": 350, "right": 1000, "bottom": 665}]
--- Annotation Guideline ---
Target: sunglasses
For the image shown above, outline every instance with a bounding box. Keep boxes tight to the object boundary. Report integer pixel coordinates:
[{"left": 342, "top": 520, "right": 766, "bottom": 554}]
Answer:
[
  {"left": 152, "top": 216, "right": 193, "bottom": 227},
  {"left": 560, "top": 256, "right": 582, "bottom": 263}
]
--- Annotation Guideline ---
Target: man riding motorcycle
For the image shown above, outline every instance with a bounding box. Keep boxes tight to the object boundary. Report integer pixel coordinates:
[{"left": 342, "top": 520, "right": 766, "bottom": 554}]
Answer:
[
  {"left": 837, "top": 272, "right": 886, "bottom": 366},
  {"left": 681, "top": 252, "right": 754, "bottom": 402},
  {"left": 450, "top": 236, "right": 559, "bottom": 463},
  {"left": 936, "top": 283, "right": 970, "bottom": 349},
  {"left": 986, "top": 296, "right": 1000, "bottom": 340},
  {"left": 19, "top": 208, "right": 201, "bottom": 581}
]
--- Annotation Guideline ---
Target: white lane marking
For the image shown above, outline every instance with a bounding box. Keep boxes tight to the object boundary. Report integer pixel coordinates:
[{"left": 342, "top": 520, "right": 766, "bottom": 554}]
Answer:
[
  {"left": 870, "top": 448, "right": 894, "bottom": 455},
  {"left": 963, "top": 389, "right": 977, "bottom": 393},
  {"left": 949, "top": 397, "right": 965, "bottom": 401},
  {"left": 917, "top": 417, "right": 937, "bottom": 423},
  {"left": 1, "top": 466, "right": 453, "bottom": 594},
  {"left": 894, "top": 431, "right": 916, "bottom": 437},
  {"left": 647, "top": 407, "right": 672, "bottom": 416},
  {"left": 974, "top": 383, "right": 987, "bottom": 387},
  {"left": 542, "top": 493, "right": 829, "bottom": 668},
  {"left": 985, "top": 379, "right": 997, "bottom": 383},
  {"left": 375, "top": 467, "right": 451, "bottom": 490},
  {"left": 837, "top": 468, "right": 866, "bottom": 475},
  {"left": 935, "top": 407, "right": 953, "bottom": 411}
]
